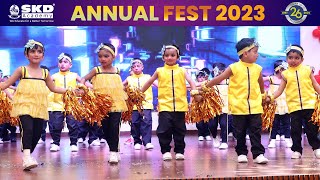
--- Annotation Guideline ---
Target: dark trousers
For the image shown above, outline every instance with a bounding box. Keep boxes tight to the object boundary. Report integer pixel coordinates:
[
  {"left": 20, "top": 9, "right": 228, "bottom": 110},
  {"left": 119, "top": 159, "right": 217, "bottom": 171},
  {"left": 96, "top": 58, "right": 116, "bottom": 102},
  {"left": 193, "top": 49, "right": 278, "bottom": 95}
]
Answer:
[
  {"left": 228, "top": 115, "right": 234, "bottom": 134},
  {"left": 0, "top": 123, "right": 17, "bottom": 140},
  {"left": 40, "top": 121, "right": 47, "bottom": 141},
  {"left": 49, "top": 111, "right": 78, "bottom": 146},
  {"left": 19, "top": 115, "right": 44, "bottom": 153},
  {"left": 209, "top": 113, "right": 228, "bottom": 143},
  {"left": 157, "top": 112, "right": 186, "bottom": 154},
  {"left": 101, "top": 112, "right": 121, "bottom": 152},
  {"left": 78, "top": 120, "right": 99, "bottom": 144},
  {"left": 290, "top": 109, "right": 320, "bottom": 154},
  {"left": 131, "top": 110, "right": 152, "bottom": 146},
  {"left": 232, "top": 114, "right": 265, "bottom": 159},
  {"left": 97, "top": 126, "right": 104, "bottom": 140},
  {"left": 270, "top": 114, "right": 290, "bottom": 139},
  {"left": 196, "top": 121, "right": 210, "bottom": 137}
]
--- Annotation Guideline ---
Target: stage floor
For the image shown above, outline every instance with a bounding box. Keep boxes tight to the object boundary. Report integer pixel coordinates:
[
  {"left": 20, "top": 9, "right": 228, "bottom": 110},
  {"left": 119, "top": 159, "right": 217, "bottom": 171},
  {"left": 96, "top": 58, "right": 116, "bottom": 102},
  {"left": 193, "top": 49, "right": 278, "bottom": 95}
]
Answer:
[{"left": 1, "top": 132, "right": 320, "bottom": 180}]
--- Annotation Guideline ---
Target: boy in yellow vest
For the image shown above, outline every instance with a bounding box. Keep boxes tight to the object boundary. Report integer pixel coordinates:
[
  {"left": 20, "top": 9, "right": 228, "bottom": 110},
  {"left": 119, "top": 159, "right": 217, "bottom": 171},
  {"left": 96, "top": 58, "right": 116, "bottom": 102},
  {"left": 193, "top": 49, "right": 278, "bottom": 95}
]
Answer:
[
  {"left": 202, "top": 38, "right": 268, "bottom": 164},
  {"left": 268, "top": 45, "right": 320, "bottom": 159},
  {"left": 141, "top": 45, "right": 198, "bottom": 161},
  {"left": 123, "top": 58, "right": 157, "bottom": 150},
  {"left": 48, "top": 53, "right": 81, "bottom": 152}
]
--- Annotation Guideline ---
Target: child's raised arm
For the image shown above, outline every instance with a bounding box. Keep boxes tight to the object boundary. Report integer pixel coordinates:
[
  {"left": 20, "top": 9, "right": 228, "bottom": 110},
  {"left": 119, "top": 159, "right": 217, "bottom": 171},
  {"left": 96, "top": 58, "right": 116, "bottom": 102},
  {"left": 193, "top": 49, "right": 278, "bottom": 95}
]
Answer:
[
  {"left": 80, "top": 68, "right": 96, "bottom": 85},
  {"left": 272, "top": 78, "right": 286, "bottom": 99},
  {"left": 141, "top": 71, "right": 158, "bottom": 92},
  {"left": 0, "top": 67, "right": 22, "bottom": 90},
  {"left": 45, "top": 74, "right": 66, "bottom": 94},
  {"left": 206, "top": 67, "right": 232, "bottom": 88},
  {"left": 185, "top": 71, "right": 196, "bottom": 90},
  {"left": 76, "top": 74, "right": 92, "bottom": 88},
  {"left": 258, "top": 73, "right": 265, "bottom": 94}
]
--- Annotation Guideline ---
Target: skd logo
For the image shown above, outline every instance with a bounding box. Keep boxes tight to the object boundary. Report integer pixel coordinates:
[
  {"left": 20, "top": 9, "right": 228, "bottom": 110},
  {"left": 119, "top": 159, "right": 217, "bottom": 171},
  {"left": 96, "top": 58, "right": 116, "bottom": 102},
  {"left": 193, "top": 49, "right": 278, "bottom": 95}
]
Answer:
[
  {"left": 21, "top": 5, "right": 54, "bottom": 13},
  {"left": 8, "top": 4, "right": 21, "bottom": 19}
]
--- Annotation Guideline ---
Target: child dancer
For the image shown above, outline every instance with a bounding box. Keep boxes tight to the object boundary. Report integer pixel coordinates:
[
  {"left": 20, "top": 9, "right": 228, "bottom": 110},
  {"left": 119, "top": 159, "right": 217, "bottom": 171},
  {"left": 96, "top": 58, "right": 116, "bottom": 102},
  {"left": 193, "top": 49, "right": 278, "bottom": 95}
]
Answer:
[
  {"left": 123, "top": 58, "right": 156, "bottom": 150},
  {"left": 264, "top": 60, "right": 291, "bottom": 148},
  {"left": 268, "top": 45, "right": 320, "bottom": 159},
  {"left": 48, "top": 53, "right": 83, "bottom": 152},
  {"left": 201, "top": 38, "right": 268, "bottom": 164},
  {"left": 81, "top": 43, "right": 128, "bottom": 164},
  {"left": 0, "top": 40, "right": 68, "bottom": 170},
  {"left": 141, "top": 44, "right": 198, "bottom": 161}
]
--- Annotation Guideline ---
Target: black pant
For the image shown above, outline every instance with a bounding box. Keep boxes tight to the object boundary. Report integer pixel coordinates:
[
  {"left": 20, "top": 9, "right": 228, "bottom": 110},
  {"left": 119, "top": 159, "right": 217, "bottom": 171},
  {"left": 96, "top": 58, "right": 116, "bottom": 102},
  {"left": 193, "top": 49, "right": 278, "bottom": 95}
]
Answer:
[
  {"left": 209, "top": 113, "right": 228, "bottom": 143},
  {"left": 270, "top": 114, "right": 291, "bottom": 139},
  {"left": 40, "top": 121, "right": 47, "bottom": 141},
  {"left": 78, "top": 120, "right": 99, "bottom": 144},
  {"left": 0, "top": 123, "right": 17, "bottom": 140},
  {"left": 157, "top": 112, "right": 186, "bottom": 154},
  {"left": 232, "top": 114, "right": 265, "bottom": 159},
  {"left": 49, "top": 111, "right": 78, "bottom": 146},
  {"left": 196, "top": 121, "right": 210, "bottom": 137},
  {"left": 131, "top": 110, "right": 152, "bottom": 146},
  {"left": 290, "top": 109, "right": 320, "bottom": 154},
  {"left": 19, "top": 115, "right": 44, "bottom": 153},
  {"left": 101, "top": 112, "right": 121, "bottom": 152}
]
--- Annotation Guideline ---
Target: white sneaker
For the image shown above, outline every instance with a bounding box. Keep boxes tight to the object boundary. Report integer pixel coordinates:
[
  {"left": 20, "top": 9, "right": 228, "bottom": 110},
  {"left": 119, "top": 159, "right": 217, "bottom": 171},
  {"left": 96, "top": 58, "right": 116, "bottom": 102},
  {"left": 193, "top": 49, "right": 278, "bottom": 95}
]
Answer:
[
  {"left": 285, "top": 138, "right": 293, "bottom": 148},
  {"left": 237, "top": 155, "right": 248, "bottom": 163},
  {"left": 0, "top": 139, "right": 3, "bottom": 144},
  {"left": 219, "top": 143, "right": 228, "bottom": 149},
  {"left": 175, "top": 153, "right": 185, "bottom": 160},
  {"left": 100, "top": 139, "right": 107, "bottom": 143},
  {"left": 268, "top": 139, "right": 276, "bottom": 148},
  {"left": 213, "top": 137, "right": 220, "bottom": 148},
  {"left": 50, "top": 139, "right": 54, "bottom": 144},
  {"left": 276, "top": 135, "right": 281, "bottom": 141},
  {"left": 38, "top": 139, "right": 45, "bottom": 144},
  {"left": 162, "top": 152, "right": 172, "bottom": 161},
  {"left": 23, "top": 156, "right": 38, "bottom": 170},
  {"left": 108, "top": 152, "right": 119, "bottom": 164},
  {"left": 228, "top": 132, "right": 233, "bottom": 137},
  {"left": 90, "top": 139, "right": 101, "bottom": 146},
  {"left": 198, "top": 136, "right": 204, "bottom": 141},
  {"left": 77, "top": 138, "right": 84, "bottom": 143},
  {"left": 145, "top": 143, "right": 154, "bottom": 150},
  {"left": 134, "top": 143, "right": 141, "bottom": 150},
  {"left": 70, "top": 145, "right": 78, "bottom": 152},
  {"left": 50, "top": 144, "right": 60, "bottom": 152},
  {"left": 205, "top": 136, "right": 212, "bottom": 141},
  {"left": 246, "top": 135, "right": 250, "bottom": 140},
  {"left": 280, "top": 135, "right": 285, "bottom": 141},
  {"left": 314, "top": 149, "right": 320, "bottom": 158},
  {"left": 291, "top": 151, "right": 302, "bottom": 159},
  {"left": 253, "top": 154, "right": 268, "bottom": 164}
]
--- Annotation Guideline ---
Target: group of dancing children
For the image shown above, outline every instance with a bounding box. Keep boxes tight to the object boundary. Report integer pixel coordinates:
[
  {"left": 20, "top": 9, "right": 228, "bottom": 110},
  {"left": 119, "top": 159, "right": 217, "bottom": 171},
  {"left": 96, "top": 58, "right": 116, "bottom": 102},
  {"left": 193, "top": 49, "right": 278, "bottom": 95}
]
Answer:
[{"left": 1, "top": 37, "right": 320, "bottom": 171}]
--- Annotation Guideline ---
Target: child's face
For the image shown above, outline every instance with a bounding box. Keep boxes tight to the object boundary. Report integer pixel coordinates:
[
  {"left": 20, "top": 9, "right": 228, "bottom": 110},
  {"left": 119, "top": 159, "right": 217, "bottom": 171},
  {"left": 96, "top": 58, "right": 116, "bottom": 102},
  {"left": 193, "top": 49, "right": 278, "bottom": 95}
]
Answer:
[
  {"left": 287, "top": 51, "right": 303, "bottom": 68},
  {"left": 131, "top": 63, "right": 143, "bottom": 75},
  {"left": 163, "top": 48, "right": 179, "bottom": 66},
  {"left": 197, "top": 75, "right": 206, "bottom": 82},
  {"left": 98, "top": 49, "right": 114, "bottom": 67},
  {"left": 58, "top": 58, "right": 72, "bottom": 72},
  {"left": 25, "top": 46, "right": 44, "bottom": 64},
  {"left": 243, "top": 47, "right": 259, "bottom": 63}
]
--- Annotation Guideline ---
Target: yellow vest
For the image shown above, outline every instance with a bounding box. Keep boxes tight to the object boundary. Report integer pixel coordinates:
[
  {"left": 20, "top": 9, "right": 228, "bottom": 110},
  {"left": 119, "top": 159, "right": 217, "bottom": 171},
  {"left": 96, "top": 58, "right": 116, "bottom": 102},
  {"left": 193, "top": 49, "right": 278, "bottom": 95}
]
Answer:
[
  {"left": 157, "top": 64, "right": 188, "bottom": 112},
  {"left": 282, "top": 64, "right": 316, "bottom": 113},
  {"left": 127, "top": 73, "right": 153, "bottom": 110},
  {"left": 51, "top": 71, "right": 78, "bottom": 111},
  {"left": 229, "top": 60, "right": 263, "bottom": 115}
]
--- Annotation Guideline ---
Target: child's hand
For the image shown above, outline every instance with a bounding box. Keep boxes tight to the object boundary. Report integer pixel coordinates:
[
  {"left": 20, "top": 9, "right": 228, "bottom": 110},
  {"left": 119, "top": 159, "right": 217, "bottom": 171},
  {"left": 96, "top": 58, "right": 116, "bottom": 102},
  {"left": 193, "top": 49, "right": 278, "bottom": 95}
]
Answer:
[
  {"left": 193, "top": 95, "right": 203, "bottom": 102},
  {"left": 74, "top": 88, "right": 84, "bottom": 96}
]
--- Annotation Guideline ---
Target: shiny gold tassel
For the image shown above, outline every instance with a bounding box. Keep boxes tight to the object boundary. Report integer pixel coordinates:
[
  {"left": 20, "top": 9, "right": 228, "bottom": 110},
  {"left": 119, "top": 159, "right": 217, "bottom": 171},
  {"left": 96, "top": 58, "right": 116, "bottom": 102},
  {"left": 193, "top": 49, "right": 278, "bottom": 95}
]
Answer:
[
  {"left": 185, "top": 105, "right": 191, "bottom": 123},
  {"left": 261, "top": 100, "right": 277, "bottom": 130},
  {"left": 311, "top": 95, "right": 320, "bottom": 129},
  {"left": 121, "top": 86, "right": 145, "bottom": 122},
  {"left": 63, "top": 87, "right": 87, "bottom": 122},
  {"left": 0, "top": 91, "right": 20, "bottom": 125},
  {"left": 190, "top": 84, "right": 223, "bottom": 123}
]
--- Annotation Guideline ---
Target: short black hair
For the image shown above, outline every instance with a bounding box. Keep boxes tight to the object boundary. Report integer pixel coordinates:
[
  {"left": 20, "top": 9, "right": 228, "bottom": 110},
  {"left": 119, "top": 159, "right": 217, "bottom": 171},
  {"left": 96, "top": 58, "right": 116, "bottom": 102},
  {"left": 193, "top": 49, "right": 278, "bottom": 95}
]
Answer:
[
  {"left": 101, "top": 43, "right": 116, "bottom": 53},
  {"left": 235, "top": 38, "right": 256, "bottom": 58}
]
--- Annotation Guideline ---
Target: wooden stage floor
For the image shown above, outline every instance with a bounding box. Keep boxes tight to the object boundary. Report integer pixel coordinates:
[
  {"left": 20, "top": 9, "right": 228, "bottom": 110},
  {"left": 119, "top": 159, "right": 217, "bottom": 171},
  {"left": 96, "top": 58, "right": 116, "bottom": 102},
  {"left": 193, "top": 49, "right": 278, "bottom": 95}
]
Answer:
[{"left": 1, "top": 132, "right": 320, "bottom": 180}]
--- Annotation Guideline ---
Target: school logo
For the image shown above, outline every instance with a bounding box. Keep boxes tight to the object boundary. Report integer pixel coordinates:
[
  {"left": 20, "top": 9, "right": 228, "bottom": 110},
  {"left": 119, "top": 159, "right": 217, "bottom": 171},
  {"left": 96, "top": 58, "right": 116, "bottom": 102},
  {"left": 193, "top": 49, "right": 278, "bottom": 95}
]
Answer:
[
  {"left": 8, "top": 4, "right": 21, "bottom": 19},
  {"left": 281, "top": 2, "right": 311, "bottom": 24}
]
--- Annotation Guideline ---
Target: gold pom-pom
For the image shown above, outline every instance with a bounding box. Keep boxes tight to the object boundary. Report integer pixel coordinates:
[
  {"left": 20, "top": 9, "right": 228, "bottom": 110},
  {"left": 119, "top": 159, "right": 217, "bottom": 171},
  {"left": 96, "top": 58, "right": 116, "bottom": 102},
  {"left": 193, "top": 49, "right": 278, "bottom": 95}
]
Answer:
[
  {"left": 63, "top": 87, "right": 87, "bottom": 122},
  {"left": 190, "top": 84, "right": 223, "bottom": 123},
  {"left": 0, "top": 91, "right": 20, "bottom": 125},
  {"left": 261, "top": 100, "right": 277, "bottom": 130},
  {"left": 311, "top": 95, "right": 320, "bottom": 129},
  {"left": 185, "top": 105, "right": 191, "bottom": 124},
  {"left": 121, "top": 86, "right": 145, "bottom": 122}
]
